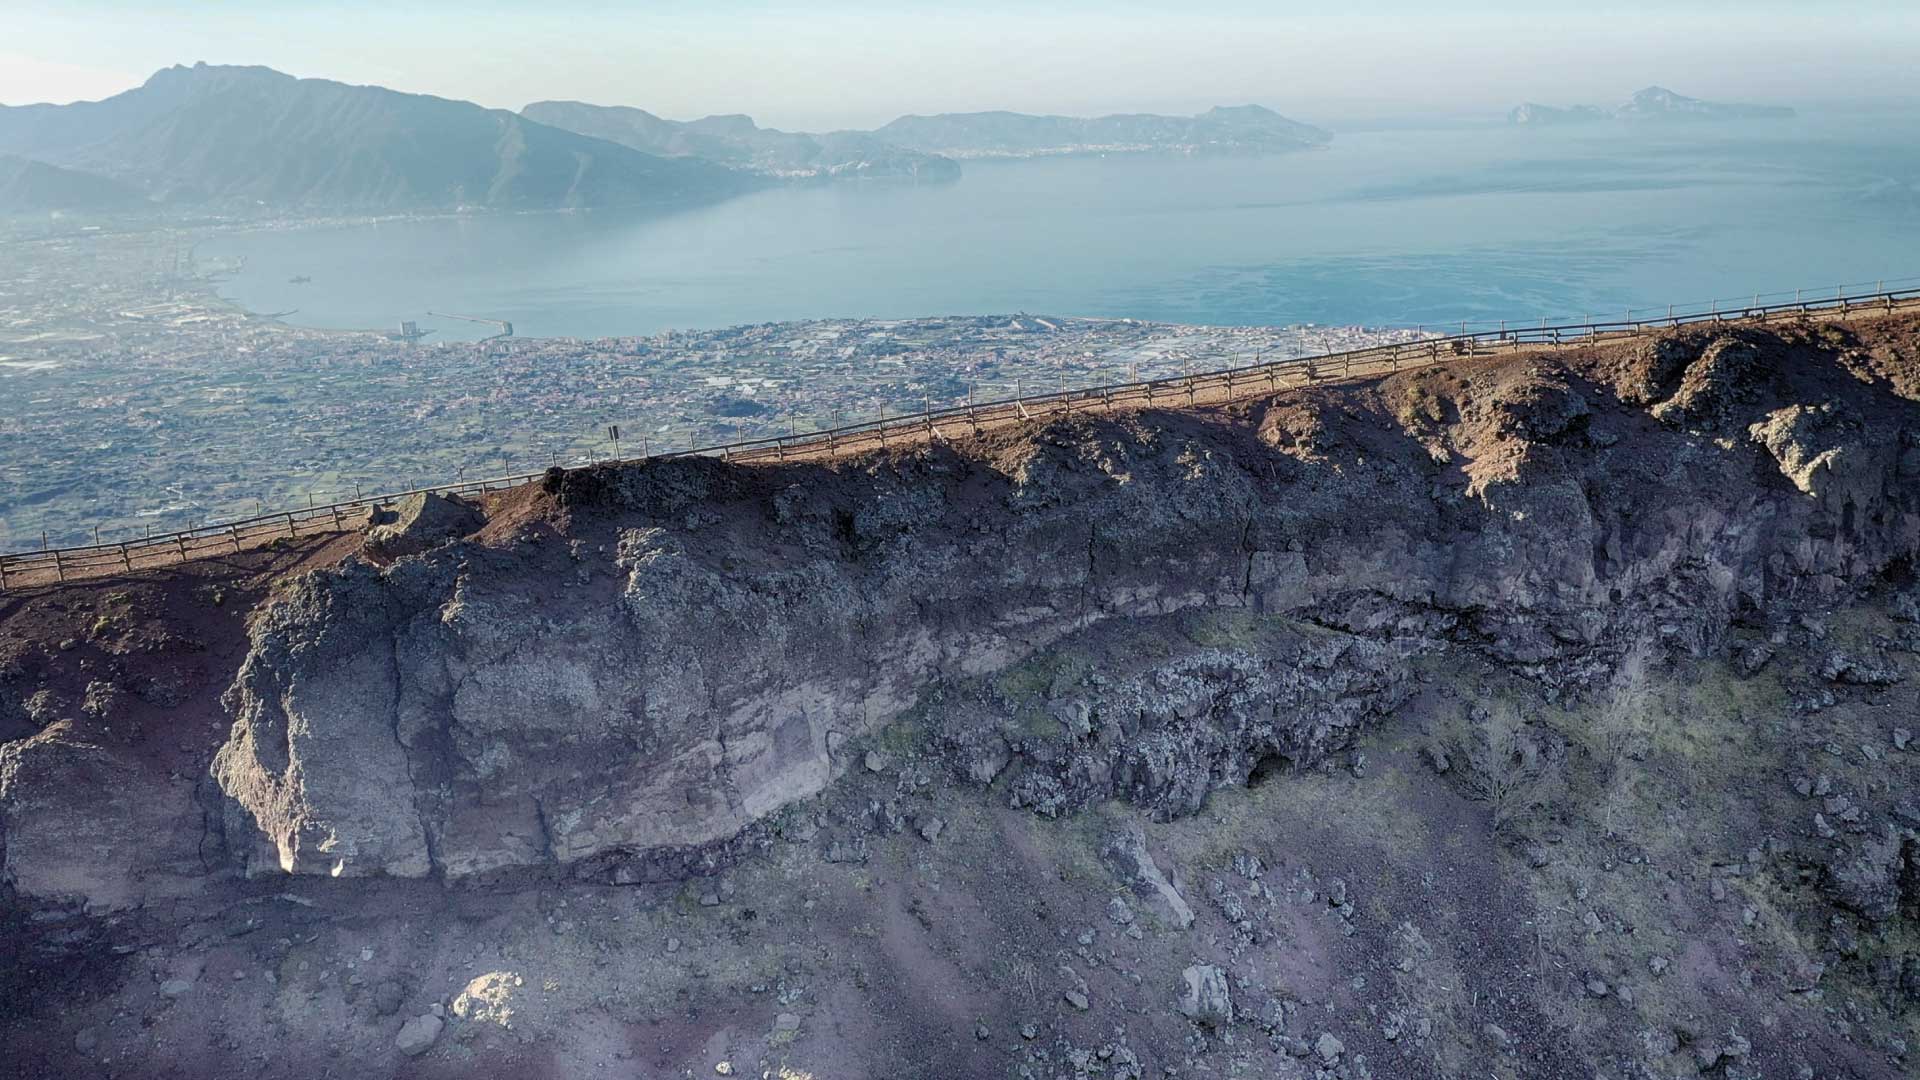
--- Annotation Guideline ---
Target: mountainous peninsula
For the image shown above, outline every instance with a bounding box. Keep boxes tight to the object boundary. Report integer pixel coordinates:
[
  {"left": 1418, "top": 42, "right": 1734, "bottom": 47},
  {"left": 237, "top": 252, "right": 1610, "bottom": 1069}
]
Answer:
[
  {"left": 522, "top": 101, "right": 961, "bottom": 182},
  {"left": 875, "top": 104, "right": 1332, "bottom": 159},
  {"left": 0, "top": 65, "right": 1334, "bottom": 214},
  {"left": 1510, "top": 86, "right": 1796, "bottom": 125},
  {"left": 0, "top": 63, "right": 758, "bottom": 212},
  {"left": 0, "top": 153, "right": 145, "bottom": 213}
]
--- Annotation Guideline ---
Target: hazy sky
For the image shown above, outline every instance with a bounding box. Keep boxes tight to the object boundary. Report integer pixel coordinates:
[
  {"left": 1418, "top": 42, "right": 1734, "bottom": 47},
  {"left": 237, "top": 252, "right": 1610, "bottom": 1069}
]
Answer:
[{"left": 3, "top": 1, "right": 1917, "bottom": 130}]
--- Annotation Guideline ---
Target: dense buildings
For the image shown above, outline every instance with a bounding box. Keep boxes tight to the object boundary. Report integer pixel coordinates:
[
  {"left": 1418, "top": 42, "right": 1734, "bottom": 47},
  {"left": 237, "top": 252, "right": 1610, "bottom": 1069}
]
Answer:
[{"left": 0, "top": 226, "right": 1417, "bottom": 549}]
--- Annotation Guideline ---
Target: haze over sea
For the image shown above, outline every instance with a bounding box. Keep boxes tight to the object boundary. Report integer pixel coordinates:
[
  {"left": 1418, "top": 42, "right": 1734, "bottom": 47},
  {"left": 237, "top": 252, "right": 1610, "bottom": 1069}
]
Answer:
[{"left": 207, "top": 110, "right": 1920, "bottom": 342}]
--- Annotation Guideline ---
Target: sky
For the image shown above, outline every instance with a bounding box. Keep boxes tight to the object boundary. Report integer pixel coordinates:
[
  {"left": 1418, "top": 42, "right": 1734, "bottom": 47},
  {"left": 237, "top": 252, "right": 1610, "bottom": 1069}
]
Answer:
[{"left": 3, "top": 1, "right": 1917, "bottom": 130}]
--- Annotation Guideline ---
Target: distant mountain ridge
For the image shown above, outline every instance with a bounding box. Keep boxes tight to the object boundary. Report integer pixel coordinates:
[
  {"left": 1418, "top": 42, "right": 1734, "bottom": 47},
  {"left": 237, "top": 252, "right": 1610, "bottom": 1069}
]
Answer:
[
  {"left": 0, "top": 63, "right": 759, "bottom": 212},
  {"left": 873, "top": 104, "right": 1332, "bottom": 159},
  {"left": 0, "top": 64, "right": 1334, "bottom": 217},
  {"left": 521, "top": 101, "right": 960, "bottom": 181},
  {"left": 1510, "top": 86, "right": 1794, "bottom": 126},
  {"left": 0, "top": 154, "right": 146, "bottom": 212}
]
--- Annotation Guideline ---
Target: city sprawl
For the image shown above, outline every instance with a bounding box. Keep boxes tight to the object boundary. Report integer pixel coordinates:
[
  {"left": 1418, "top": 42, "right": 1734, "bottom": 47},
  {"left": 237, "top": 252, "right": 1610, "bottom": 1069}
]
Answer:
[{"left": 0, "top": 225, "right": 1420, "bottom": 549}]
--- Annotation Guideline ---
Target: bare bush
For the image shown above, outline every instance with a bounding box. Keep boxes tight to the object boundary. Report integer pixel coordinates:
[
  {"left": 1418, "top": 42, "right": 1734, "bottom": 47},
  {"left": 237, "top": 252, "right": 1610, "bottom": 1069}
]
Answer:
[
  {"left": 1592, "top": 640, "right": 1658, "bottom": 835},
  {"left": 1455, "top": 704, "right": 1567, "bottom": 839}
]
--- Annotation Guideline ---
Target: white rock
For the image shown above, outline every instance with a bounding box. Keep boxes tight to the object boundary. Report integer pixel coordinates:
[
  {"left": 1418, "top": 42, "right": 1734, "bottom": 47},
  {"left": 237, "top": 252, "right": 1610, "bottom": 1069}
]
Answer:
[{"left": 1177, "top": 964, "right": 1232, "bottom": 1025}]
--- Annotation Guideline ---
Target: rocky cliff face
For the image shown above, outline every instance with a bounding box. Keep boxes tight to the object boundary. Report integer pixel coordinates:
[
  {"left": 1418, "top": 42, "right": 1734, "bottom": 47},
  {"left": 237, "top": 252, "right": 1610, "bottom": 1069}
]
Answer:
[
  {"left": 4, "top": 311, "right": 1919, "bottom": 1080},
  {"left": 201, "top": 317, "right": 1919, "bottom": 889}
]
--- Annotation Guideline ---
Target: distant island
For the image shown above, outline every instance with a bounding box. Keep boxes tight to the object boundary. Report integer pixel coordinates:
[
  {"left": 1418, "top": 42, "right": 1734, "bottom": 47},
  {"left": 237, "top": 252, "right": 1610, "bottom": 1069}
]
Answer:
[
  {"left": 873, "top": 105, "right": 1332, "bottom": 159},
  {"left": 521, "top": 101, "right": 961, "bottom": 182},
  {"left": 1510, "top": 86, "right": 1795, "bottom": 126}
]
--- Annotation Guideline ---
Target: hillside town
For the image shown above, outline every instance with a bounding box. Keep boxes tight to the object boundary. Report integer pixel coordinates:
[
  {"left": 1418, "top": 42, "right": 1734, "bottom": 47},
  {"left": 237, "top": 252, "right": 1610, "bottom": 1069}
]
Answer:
[{"left": 0, "top": 225, "right": 1420, "bottom": 549}]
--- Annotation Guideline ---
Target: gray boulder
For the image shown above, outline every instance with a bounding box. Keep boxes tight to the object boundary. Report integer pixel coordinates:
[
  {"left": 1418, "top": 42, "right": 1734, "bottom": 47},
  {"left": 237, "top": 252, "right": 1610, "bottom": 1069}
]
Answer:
[
  {"left": 1105, "top": 822, "right": 1196, "bottom": 930},
  {"left": 1650, "top": 335, "right": 1768, "bottom": 430},
  {"left": 394, "top": 1013, "right": 442, "bottom": 1057},
  {"left": 1820, "top": 651, "right": 1903, "bottom": 687},
  {"left": 1315, "top": 1032, "right": 1345, "bottom": 1063},
  {"left": 364, "top": 492, "right": 483, "bottom": 559},
  {"left": 1822, "top": 827, "right": 1912, "bottom": 921}
]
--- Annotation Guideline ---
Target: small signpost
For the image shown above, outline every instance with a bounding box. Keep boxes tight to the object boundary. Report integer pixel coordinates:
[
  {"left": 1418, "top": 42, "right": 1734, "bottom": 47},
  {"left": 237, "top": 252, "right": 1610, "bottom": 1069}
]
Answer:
[{"left": 608, "top": 425, "right": 621, "bottom": 460}]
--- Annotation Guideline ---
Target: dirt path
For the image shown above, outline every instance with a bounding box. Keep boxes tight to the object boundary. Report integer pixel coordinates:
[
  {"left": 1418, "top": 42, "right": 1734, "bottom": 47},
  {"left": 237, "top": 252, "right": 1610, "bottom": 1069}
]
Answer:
[{"left": 7, "top": 296, "right": 1912, "bottom": 590}]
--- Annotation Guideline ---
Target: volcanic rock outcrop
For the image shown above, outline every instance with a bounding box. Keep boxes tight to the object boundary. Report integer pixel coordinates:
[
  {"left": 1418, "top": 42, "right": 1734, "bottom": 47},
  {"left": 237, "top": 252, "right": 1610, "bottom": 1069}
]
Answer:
[
  {"left": 4, "top": 311, "right": 1919, "bottom": 1080},
  {"left": 197, "top": 316, "right": 1920, "bottom": 889}
]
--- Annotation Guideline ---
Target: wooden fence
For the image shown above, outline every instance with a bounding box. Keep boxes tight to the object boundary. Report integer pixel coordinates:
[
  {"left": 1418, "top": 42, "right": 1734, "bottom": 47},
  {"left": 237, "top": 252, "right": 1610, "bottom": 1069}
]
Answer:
[{"left": 5, "top": 281, "right": 1918, "bottom": 589}]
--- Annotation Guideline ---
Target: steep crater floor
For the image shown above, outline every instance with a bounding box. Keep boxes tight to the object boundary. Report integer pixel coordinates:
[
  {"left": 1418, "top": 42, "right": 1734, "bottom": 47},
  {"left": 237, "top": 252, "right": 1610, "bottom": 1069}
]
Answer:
[{"left": 2, "top": 312, "right": 1919, "bottom": 1079}]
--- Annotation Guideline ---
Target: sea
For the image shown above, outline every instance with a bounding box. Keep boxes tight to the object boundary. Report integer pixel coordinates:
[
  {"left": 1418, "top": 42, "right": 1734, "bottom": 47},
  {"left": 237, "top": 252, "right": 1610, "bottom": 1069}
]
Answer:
[{"left": 204, "top": 110, "right": 1920, "bottom": 342}]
